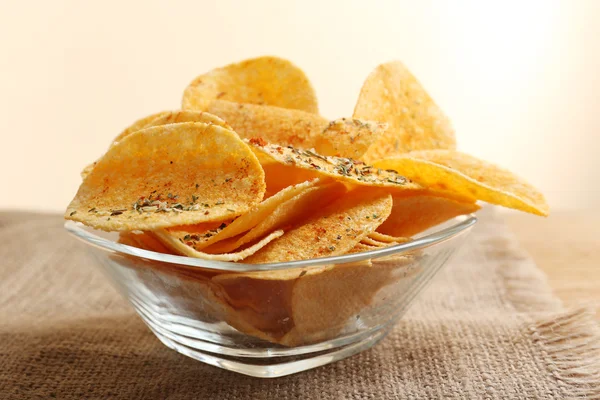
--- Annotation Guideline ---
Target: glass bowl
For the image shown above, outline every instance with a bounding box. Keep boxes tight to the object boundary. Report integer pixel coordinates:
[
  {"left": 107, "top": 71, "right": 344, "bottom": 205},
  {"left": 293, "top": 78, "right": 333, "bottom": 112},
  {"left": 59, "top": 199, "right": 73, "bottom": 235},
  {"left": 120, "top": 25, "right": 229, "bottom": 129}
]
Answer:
[{"left": 65, "top": 215, "right": 476, "bottom": 378}]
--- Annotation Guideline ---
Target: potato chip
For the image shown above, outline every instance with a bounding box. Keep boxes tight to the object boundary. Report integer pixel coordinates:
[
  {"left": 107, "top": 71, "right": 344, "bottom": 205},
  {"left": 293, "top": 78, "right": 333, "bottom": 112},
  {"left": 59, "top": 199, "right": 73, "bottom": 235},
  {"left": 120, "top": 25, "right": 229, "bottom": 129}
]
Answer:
[
  {"left": 112, "top": 111, "right": 171, "bottom": 144},
  {"left": 205, "top": 100, "right": 385, "bottom": 159},
  {"left": 117, "top": 232, "right": 138, "bottom": 248},
  {"left": 279, "top": 256, "right": 416, "bottom": 346},
  {"left": 81, "top": 111, "right": 231, "bottom": 179},
  {"left": 66, "top": 122, "right": 266, "bottom": 231},
  {"left": 360, "top": 236, "right": 408, "bottom": 247},
  {"left": 212, "top": 256, "right": 416, "bottom": 346},
  {"left": 353, "top": 61, "right": 455, "bottom": 162},
  {"left": 347, "top": 243, "right": 380, "bottom": 253},
  {"left": 247, "top": 140, "right": 421, "bottom": 195},
  {"left": 165, "top": 180, "right": 322, "bottom": 252},
  {"left": 368, "top": 231, "right": 411, "bottom": 243},
  {"left": 152, "top": 229, "right": 284, "bottom": 261},
  {"left": 315, "top": 117, "right": 387, "bottom": 159},
  {"left": 160, "top": 221, "right": 232, "bottom": 250},
  {"left": 374, "top": 150, "right": 548, "bottom": 216},
  {"left": 205, "top": 181, "right": 346, "bottom": 254},
  {"left": 244, "top": 189, "right": 393, "bottom": 263},
  {"left": 182, "top": 56, "right": 319, "bottom": 113},
  {"left": 132, "top": 110, "right": 231, "bottom": 136},
  {"left": 376, "top": 193, "right": 480, "bottom": 237},
  {"left": 118, "top": 231, "right": 176, "bottom": 254}
]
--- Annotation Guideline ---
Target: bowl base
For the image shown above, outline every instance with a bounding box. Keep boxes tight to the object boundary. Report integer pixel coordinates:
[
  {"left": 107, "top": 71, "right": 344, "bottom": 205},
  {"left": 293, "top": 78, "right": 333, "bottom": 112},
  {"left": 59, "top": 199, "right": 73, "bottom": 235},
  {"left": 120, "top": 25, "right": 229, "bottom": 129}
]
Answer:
[{"left": 149, "top": 324, "right": 391, "bottom": 378}]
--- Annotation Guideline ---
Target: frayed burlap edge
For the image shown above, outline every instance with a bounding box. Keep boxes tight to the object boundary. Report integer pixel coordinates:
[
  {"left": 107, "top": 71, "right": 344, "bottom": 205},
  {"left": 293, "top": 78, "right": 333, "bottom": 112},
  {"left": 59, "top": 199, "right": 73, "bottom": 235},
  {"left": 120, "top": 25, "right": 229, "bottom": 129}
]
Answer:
[
  {"left": 530, "top": 308, "right": 600, "bottom": 399},
  {"left": 494, "top": 213, "right": 600, "bottom": 399}
]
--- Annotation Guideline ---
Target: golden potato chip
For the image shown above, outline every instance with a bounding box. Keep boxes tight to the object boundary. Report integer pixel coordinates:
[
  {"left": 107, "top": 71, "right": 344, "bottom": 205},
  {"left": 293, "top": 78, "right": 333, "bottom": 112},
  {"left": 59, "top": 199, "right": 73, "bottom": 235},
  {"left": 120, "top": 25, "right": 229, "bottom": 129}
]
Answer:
[
  {"left": 205, "top": 100, "right": 385, "bottom": 159},
  {"left": 113, "top": 110, "right": 230, "bottom": 144},
  {"left": 66, "top": 122, "right": 266, "bottom": 231},
  {"left": 368, "top": 231, "right": 411, "bottom": 243},
  {"left": 314, "top": 117, "right": 387, "bottom": 159},
  {"left": 210, "top": 269, "right": 331, "bottom": 336},
  {"left": 165, "top": 180, "right": 321, "bottom": 252},
  {"left": 244, "top": 189, "right": 393, "bottom": 263},
  {"left": 112, "top": 111, "right": 171, "bottom": 144},
  {"left": 117, "top": 232, "right": 138, "bottom": 248},
  {"left": 118, "top": 231, "right": 176, "bottom": 254},
  {"left": 205, "top": 181, "right": 346, "bottom": 254},
  {"left": 374, "top": 150, "right": 548, "bottom": 216},
  {"left": 152, "top": 229, "right": 284, "bottom": 261},
  {"left": 353, "top": 61, "right": 455, "bottom": 162},
  {"left": 279, "top": 258, "right": 410, "bottom": 346},
  {"left": 360, "top": 236, "right": 408, "bottom": 247},
  {"left": 182, "top": 56, "right": 318, "bottom": 113},
  {"left": 247, "top": 140, "right": 421, "bottom": 195},
  {"left": 81, "top": 111, "right": 231, "bottom": 179},
  {"left": 215, "top": 265, "right": 332, "bottom": 284},
  {"left": 212, "top": 251, "right": 418, "bottom": 345},
  {"left": 160, "top": 221, "right": 232, "bottom": 250},
  {"left": 347, "top": 243, "right": 380, "bottom": 253},
  {"left": 376, "top": 194, "right": 480, "bottom": 237}
]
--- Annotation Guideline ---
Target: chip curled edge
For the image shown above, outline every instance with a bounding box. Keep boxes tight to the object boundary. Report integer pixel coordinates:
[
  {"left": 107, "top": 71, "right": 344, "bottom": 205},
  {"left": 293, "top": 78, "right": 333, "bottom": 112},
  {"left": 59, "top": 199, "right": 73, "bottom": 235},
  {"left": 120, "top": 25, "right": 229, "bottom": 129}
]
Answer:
[
  {"left": 205, "top": 100, "right": 386, "bottom": 159},
  {"left": 152, "top": 229, "right": 284, "bottom": 262},
  {"left": 182, "top": 56, "right": 319, "bottom": 114},
  {"left": 244, "top": 188, "right": 393, "bottom": 263},
  {"left": 373, "top": 150, "right": 549, "bottom": 216},
  {"left": 118, "top": 231, "right": 176, "bottom": 255},
  {"left": 81, "top": 110, "right": 231, "bottom": 179},
  {"left": 246, "top": 139, "right": 422, "bottom": 195},
  {"left": 65, "top": 122, "right": 266, "bottom": 231},
  {"left": 353, "top": 61, "right": 456, "bottom": 163},
  {"left": 204, "top": 180, "right": 347, "bottom": 254},
  {"left": 164, "top": 179, "right": 323, "bottom": 252},
  {"left": 112, "top": 111, "right": 171, "bottom": 144}
]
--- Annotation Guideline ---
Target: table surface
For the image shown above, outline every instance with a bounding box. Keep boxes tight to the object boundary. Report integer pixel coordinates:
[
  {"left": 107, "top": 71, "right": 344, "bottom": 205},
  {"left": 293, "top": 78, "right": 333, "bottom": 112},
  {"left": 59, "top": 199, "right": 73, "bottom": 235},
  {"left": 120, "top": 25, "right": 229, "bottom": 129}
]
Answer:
[{"left": 504, "top": 211, "right": 599, "bottom": 320}]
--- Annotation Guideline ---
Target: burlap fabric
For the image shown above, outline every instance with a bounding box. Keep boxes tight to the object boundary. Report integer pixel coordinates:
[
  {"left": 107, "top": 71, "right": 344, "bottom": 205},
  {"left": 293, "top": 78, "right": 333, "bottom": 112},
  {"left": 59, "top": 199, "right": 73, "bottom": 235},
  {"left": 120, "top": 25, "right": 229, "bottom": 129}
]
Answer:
[{"left": 1, "top": 210, "right": 599, "bottom": 399}]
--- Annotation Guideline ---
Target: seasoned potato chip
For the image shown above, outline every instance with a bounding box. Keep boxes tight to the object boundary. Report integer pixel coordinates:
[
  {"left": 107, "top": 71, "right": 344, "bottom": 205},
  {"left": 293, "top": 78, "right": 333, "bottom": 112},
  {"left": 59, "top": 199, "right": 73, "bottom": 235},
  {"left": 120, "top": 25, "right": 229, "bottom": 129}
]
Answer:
[
  {"left": 205, "top": 181, "right": 346, "bottom": 254},
  {"left": 152, "top": 230, "right": 284, "bottom": 261},
  {"left": 353, "top": 61, "right": 455, "bottom": 162},
  {"left": 166, "top": 180, "right": 322, "bottom": 252},
  {"left": 182, "top": 56, "right": 318, "bottom": 113},
  {"left": 314, "top": 117, "right": 387, "bottom": 159},
  {"left": 66, "top": 122, "right": 265, "bottom": 231},
  {"left": 244, "top": 189, "right": 393, "bottom": 263},
  {"left": 81, "top": 111, "right": 231, "bottom": 179},
  {"left": 377, "top": 194, "right": 480, "bottom": 237},
  {"left": 205, "top": 100, "right": 385, "bottom": 159},
  {"left": 161, "top": 221, "right": 232, "bottom": 250},
  {"left": 247, "top": 140, "right": 421, "bottom": 195},
  {"left": 374, "top": 150, "right": 548, "bottom": 216}
]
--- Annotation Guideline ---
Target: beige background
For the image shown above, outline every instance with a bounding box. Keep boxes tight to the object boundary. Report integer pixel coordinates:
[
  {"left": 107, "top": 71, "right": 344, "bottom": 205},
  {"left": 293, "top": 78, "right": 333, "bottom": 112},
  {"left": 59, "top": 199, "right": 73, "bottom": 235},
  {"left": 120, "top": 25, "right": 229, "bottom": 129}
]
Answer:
[{"left": 0, "top": 0, "right": 598, "bottom": 212}]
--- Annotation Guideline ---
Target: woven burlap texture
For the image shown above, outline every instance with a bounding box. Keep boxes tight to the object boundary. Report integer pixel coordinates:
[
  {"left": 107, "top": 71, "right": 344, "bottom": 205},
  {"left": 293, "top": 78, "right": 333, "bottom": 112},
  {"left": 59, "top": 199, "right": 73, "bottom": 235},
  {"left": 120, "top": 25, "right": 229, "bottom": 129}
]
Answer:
[{"left": 1, "top": 209, "right": 599, "bottom": 399}]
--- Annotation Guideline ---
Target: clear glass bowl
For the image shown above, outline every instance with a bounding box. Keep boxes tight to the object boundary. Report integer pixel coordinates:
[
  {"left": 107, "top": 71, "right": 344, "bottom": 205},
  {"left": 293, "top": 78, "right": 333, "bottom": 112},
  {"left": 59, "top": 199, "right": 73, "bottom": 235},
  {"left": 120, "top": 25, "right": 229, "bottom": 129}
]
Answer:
[{"left": 65, "top": 215, "right": 476, "bottom": 378}]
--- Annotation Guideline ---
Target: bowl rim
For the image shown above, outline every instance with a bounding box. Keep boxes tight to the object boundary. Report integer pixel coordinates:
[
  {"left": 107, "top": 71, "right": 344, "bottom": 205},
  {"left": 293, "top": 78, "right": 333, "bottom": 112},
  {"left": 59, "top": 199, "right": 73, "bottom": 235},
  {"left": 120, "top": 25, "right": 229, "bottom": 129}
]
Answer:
[{"left": 64, "top": 215, "right": 477, "bottom": 272}]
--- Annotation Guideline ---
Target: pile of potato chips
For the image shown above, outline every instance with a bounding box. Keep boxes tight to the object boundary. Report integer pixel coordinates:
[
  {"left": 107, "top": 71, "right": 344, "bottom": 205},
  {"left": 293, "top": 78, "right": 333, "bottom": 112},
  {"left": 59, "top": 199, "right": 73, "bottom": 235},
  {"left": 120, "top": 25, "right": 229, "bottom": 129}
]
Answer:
[
  {"left": 65, "top": 57, "right": 548, "bottom": 345},
  {"left": 66, "top": 55, "right": 547, "bottom": 263}
]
